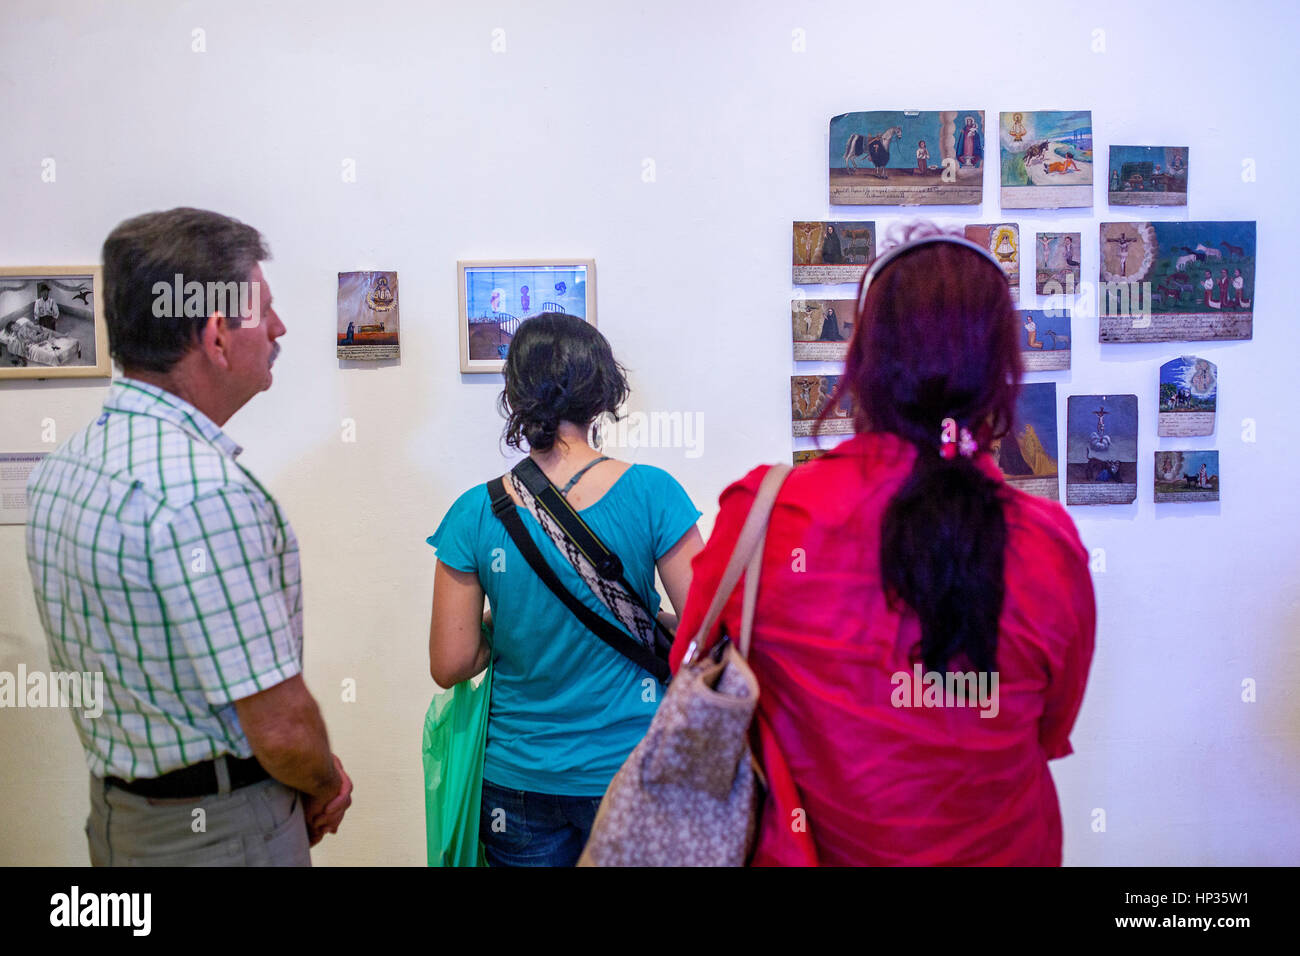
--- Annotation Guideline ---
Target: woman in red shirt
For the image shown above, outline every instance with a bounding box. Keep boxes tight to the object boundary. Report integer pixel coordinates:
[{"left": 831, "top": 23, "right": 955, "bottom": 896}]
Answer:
[{"left": 670, "top": 225, "right": 1096, "bottom": 866}]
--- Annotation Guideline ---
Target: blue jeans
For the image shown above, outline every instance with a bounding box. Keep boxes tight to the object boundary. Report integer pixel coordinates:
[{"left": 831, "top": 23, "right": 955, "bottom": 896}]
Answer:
[{"left": 479, "top": 779, "right": 603, "bottom": 867}]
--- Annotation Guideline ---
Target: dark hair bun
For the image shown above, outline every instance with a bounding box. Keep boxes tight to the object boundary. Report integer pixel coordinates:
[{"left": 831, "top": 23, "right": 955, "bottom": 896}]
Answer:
[{"left": 498, "top": 313, "right": 629, "bottom": 452}]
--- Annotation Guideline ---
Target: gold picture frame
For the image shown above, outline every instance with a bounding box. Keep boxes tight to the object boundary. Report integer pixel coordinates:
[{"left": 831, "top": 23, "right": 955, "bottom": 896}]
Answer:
[
  {"left": 0, "top": 266, "right": 110, "bottom": 379},
  {"left": 457, "top": 258, "right": 596, "bottom": 373}
]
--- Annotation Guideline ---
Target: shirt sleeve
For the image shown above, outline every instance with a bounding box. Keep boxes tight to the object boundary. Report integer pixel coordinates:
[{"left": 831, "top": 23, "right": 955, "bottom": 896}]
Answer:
[
  {"left": 149, "top": 487, "right": 302, "bottom": 706},
  {"left": 1038, "top": 523, "right": 1098, "bottom": 760},
  {"left": 669, "top": 465, "right": 768, "bottom": 673},
  {"left": 426, "top": 485, "right": 484, "bottom": 574},
  {"left": 642, "top": 466, "right": 703, "bottom": 560}
]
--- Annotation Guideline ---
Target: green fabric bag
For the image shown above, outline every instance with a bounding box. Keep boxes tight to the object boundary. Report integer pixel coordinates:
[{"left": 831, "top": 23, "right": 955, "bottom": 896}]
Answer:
[{"left": 423, "top": 662, "right": 492, "bottom": 867}]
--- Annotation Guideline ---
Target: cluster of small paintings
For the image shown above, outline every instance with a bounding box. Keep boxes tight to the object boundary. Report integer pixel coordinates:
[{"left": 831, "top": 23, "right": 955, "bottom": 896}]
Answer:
[
  {"left": 1018, "top": 308, "right": 1071, "bottom": 371},
  {"left": 791, "top": 375, "right": 854, "bottom": 437},
  {"left": 964, "top": 223, "right": 1021, "bottom": 303},
  {"left": 792, "top": 378, "right": 1218, "bottom": 507},
  {"left": 1153, "top": 354, "right": 1219, "bottom": 504},
  {"left": 999, "top": 110, "right": 1094, "bottom": 209},
  {"left": 1108, "top": 146, "right": 1188, "bottom": 206},
  {"left": 1035, "top": 232, "right": 1081, "bottom": 295},
  {"left": 794, "top": 107, "right": 1250, "bottom": 510},
  {"left": 1154, "top": 450, "right": 1219, "bottom": 503},
  {"left": 792, "top": 221, "right": 875, "bottom": 284},
  {"left": 791, "top": 218, "right": 1257, "bottom": 348},
  {"left": 1098, "top": 220, "right": 1255, "bottom": 343},
  {"left": 792, "top": 298, "right": 856, "bottom": 360},
  {"left": 996, "top": 382, "right": 1060, "bottom": 501},
  {"left": 0, "top": 267, "right": 109, "bottom": 379},
  {"left": 1158, "top": 356, "right": 1216, "bottom": 437},
  {"left": 332, "top": 259, "right": 600, "bottom": 372},
  {"left": 337, "top": 271, "right": 400, "bottom": 361},
  {"left": 830, "top": 111, "right": 1190, "bottom": 212},
  {"left": 1065, "top": 394, "right": 1138, "bottom": 506},
  {"left": 1038, "top": 362, "right": 1220, "bottom": 506},
  {"left": 829, "top": 111, "right": 985, "bottom": 206}
]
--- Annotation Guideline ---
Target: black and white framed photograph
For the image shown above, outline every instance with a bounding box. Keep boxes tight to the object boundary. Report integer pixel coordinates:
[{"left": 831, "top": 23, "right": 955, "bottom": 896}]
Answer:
[{"left": 0, "top": 266, "right": 109, "bottom": 378}]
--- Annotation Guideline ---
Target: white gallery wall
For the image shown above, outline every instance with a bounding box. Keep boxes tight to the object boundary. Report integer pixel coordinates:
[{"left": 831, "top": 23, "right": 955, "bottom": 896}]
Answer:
[{"left": 1, "top": 0, "right": 1297, "bottom": 865}]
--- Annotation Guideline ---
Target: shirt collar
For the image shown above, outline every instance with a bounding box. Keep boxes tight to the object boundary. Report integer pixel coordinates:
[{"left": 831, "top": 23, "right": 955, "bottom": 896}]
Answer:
[{"left": 102, "top": 377, "right": 244, "bottom": 459}]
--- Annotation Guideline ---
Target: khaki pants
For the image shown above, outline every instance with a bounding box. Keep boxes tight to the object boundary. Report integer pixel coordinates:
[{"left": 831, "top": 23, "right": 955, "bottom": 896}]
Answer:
[{"left": 87, "top": 761, "right": 311, "bottom": 866}]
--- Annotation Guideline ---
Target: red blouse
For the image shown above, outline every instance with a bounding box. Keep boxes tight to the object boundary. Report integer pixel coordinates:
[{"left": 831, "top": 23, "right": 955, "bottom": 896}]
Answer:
[{"left": 670, "top": 431, "right": 1096, "bottom": 866}]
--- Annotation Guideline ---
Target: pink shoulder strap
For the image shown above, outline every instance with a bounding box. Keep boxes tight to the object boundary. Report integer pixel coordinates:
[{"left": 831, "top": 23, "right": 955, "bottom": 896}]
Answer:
[{"left": 684, "top": 464, "right": 793, "bottom": 664}]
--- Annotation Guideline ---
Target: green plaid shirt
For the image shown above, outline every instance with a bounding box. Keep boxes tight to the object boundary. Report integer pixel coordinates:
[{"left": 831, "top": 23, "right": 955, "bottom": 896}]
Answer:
[{"left": 25, "top": 378, "right": 303, "bottom": 780}]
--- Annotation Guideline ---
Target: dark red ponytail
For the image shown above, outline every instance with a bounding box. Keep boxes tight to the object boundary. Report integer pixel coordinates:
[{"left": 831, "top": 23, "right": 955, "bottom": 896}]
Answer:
[{"left": 817, "top": 225, "right": 1023, "bottom": 672}]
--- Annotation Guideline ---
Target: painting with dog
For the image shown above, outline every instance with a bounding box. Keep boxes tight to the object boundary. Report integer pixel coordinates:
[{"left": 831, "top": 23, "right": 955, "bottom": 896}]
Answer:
[{"left": 1155, "top": 449, "right": 1219, "bottom": 503}]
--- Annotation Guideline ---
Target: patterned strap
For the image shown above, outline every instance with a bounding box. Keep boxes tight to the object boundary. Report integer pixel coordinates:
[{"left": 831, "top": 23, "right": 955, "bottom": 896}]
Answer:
[
  {"left": 508, "top": 471, "right": 662, "bottom": 652},
  {"left": 487, "top": 477, "right": 670, "bottom": 683}
]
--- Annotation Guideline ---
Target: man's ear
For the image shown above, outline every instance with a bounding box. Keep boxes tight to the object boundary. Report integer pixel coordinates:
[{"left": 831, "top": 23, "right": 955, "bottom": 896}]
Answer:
[{"left": 199, "top": 311, "right": 234, "bottom": 371}]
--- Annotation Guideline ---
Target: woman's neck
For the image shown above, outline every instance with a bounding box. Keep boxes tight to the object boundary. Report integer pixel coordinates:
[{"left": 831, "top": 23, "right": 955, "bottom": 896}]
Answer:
[{"left": 530, "top": 421, "right": 599, "bottom": 472}]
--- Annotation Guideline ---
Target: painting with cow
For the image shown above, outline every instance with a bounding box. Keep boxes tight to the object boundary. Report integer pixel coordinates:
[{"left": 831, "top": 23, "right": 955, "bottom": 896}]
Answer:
[
  {"left": 999, "top": 110, "right": 1094, "bottom": 209},
  {"left": 792, "top": 220, "right": 876, "bottom": 284}
]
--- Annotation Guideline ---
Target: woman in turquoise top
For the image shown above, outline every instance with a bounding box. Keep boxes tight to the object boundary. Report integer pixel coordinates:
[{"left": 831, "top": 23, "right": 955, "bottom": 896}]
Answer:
[{"left": 427, "top": 313, "right": 702, "bottom": 867}]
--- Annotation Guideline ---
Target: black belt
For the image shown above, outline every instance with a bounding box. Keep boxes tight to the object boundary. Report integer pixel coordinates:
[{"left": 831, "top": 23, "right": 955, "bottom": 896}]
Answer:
[{"left": 106, "top": 755, "right": 270, "bottom": 799}]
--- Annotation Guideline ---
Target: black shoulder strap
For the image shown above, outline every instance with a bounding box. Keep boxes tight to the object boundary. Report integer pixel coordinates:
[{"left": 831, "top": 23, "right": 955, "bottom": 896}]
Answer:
[
  {"left": 512, "top": 458, "right": 675, "bottom": 662},
  {"left": 488, "top": 477, "right": 671, "bottom": 684},
  {"left": 514, "top": 458, "right": 666, "bottom": 621},
  {"left": 513, "top": 458, "right": 628, "bottom": 583}
]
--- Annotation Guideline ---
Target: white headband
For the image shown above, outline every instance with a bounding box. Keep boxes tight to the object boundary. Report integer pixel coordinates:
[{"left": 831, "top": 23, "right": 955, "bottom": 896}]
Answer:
[{"left": 856, "top": 233, "right": 1008, "bottom": 312}]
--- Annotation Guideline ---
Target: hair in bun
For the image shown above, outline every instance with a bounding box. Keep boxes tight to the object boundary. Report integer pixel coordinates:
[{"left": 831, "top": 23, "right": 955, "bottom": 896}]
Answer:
[{"left": 499, "top": 313, "right": 629, "bottom": 453}]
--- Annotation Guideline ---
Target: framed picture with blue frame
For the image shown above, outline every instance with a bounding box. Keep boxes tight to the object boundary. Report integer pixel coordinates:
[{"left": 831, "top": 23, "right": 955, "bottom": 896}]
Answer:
[{"left": 457, "top": 259, "right": 596, "bottom": 373}]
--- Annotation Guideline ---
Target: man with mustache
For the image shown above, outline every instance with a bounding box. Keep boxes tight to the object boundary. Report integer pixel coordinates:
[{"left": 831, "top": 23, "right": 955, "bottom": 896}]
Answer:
[{"left": 25, "top": 208, "right": 350, "bottom": 866}]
